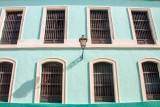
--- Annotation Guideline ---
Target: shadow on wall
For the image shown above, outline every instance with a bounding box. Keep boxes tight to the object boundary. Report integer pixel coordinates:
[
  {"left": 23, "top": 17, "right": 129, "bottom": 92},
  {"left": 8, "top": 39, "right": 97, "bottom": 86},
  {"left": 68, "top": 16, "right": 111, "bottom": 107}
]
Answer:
[
  {"left": 67, "top": 55, "right": 82, "bottom": 70},
  {"left": 13, "top": 77, "right": 40, "bottom": 98}
]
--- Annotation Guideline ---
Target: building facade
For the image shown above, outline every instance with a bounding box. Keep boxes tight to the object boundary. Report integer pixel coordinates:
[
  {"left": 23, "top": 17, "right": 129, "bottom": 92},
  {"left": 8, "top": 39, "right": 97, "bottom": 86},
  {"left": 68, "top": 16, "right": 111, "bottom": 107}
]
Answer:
[{"left": 0, "top": 0, "right": 160, "bottom": 106}]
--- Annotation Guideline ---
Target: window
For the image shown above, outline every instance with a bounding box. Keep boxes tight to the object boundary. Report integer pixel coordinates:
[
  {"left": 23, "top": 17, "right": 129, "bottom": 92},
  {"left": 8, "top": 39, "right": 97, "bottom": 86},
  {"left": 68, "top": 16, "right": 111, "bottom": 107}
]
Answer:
[
  {"left": 40, "top": 62, "right": 62, "bottom": 102},
  {"left": 0, "top": 62, "right": 13, "bottom": 101},
  {"left": 44, "top": 10, "right": 65, "bottom": 43},
  {"left": 94, "top": 62, "right": 114, "bottom": 102},
  {"left": 34, "top": 58, "right": 66, "bottom": 103},
  {"left": 139, "top": 58, "right": 160, "bottom": 101},
  {"left": 0, "top": 58, "right": 16, "bottom": 102},
  {"left": 0, "top": 7, "right": 26, "bottom": 44},
  {"left": 87, "top": 7, "right": 114, "bottom": 44},
  {"left": 40, "top": 6, "right": 68, "bottom": 44},
  {"left": 90, "top": 58, "right": 119, "bottom": 103},
  {"left": 128, "top": 8, "right": 157, "bottom": 44}
]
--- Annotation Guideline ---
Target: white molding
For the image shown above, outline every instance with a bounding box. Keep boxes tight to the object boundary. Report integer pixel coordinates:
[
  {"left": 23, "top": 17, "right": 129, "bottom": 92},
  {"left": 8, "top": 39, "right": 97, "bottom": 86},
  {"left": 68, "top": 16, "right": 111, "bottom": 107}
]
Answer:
[
  {"left": 87, "top": 6, "right": 114, "bottom": 44},
  {"left": 89, "top": 58, "right": 120, "bottom": 103},
  {"left": 0, "top": 39, "right": 160, "bottom": 49},
  {"left": 128, "top": 8, "right": 158, "bottom": 44},
  {"left": 0, "top": 7, "right": 26, "bottom": 42},
  {"left": 0, "top": 58, "right": 16, "bottom": 102},
  {"left": 34, "top": 57, "right": 67, "bottom": 104},
  {"left": 39, "top": 6, "right": 68, "bottom": 43},
  {"left": 138, "top": 58, "right": 160, "bottom": 101}
]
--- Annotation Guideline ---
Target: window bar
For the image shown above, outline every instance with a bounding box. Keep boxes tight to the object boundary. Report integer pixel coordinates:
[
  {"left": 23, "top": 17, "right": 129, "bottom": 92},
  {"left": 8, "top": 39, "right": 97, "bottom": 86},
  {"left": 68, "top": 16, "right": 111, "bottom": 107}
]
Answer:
[
  {"left": 142, "top": 62, "right": 160, "bottom": 100},
  {"left": 132, "top": 11, "right": 154, "bottom": 44},
  {"left": 1, "top": 11, "right": 22, "bottom": 44},
  {"left": 90, "top": 10, "right": 111, "bottom": 44},
  {"left": 94, "top": 62, "right": 114, "bottom": 102}
]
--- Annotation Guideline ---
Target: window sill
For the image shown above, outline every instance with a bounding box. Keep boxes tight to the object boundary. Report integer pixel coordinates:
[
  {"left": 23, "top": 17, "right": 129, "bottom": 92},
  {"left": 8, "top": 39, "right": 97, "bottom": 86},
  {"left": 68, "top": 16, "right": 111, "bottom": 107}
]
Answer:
[{"left": 0, "top": 39, "right": 159, "bottom": 49}]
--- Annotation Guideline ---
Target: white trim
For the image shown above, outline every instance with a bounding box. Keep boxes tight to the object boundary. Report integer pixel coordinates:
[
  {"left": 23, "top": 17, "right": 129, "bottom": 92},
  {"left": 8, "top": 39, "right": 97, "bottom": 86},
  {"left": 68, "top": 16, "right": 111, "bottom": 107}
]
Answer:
[
  {"left": 138, "top": 58, "right": 160, "bottom": 101},
  {"left": 89, "top": 58, "right": 120, "bottom": 103},
  {"left": 34, "top": 57, "right": 67, "bottom": 104},
  {"left": 0, "top": 39, "right": 160, "bottom": 49},
  {"left": 39, "top": 6, "right": 68, "bottom": 43},
  {"left": 0, "top": 58, "right": 16, "bottom": 102},
  {"left": 128, "top": 8, "right": 158, "bottom": 44},
  {"left": 0, "top": 7, "right": 26, "bottom": 43},
  {"left": 87, "top": 6, "right": 114, "bottom": 44}
]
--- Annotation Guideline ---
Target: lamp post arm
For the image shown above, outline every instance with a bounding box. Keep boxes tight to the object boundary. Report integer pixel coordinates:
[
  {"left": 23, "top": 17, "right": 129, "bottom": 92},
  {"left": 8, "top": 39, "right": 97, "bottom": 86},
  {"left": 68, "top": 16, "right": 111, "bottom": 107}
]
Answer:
[{"left": 82, "top": 49, "right": 84, "bottom": 59}]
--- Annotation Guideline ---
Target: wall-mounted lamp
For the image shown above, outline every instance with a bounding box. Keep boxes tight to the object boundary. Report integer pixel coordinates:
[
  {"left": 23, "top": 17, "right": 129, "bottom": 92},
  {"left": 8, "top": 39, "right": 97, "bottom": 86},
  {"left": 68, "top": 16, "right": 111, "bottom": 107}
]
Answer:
[{"left": 79, "top": 35, "right": 87, "bottom": 59}]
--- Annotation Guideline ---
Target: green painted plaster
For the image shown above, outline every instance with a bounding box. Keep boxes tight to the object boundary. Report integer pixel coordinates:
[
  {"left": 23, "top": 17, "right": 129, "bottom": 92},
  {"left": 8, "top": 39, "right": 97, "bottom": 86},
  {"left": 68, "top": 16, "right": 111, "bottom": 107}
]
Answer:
[{"left": 0, "top": 49, "right": 159, "bottom": 103}]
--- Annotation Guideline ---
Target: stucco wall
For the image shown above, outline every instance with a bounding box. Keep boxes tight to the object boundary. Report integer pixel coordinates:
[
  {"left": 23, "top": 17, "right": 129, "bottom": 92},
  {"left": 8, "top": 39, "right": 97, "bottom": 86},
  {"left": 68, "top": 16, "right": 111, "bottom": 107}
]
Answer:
[{"left": 0, "top": 0, "right": 159, "bottom": 104}]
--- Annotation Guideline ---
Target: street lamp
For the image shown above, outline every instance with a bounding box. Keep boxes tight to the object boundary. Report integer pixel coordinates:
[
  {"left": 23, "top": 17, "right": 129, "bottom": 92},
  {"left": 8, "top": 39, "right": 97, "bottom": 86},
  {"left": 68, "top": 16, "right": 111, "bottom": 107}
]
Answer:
[{"left": 79, "top": 35, "right": 87, "bottom": 59}]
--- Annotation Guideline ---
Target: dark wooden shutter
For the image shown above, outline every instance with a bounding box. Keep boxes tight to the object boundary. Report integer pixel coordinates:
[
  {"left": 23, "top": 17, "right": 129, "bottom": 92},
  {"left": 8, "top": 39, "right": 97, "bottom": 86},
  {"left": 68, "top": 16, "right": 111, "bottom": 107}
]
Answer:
[
  {"left": 94, "top": 62, "right": 114, "bottom": 102},
  {"left": 44, "top": 10, "right": 65, "bottom": 43},
  {"left": 1, "top": 11, "right": 23, "bottom": 44},
  {"left": 131, "top": 11, "right": 154, "bottom": 44},
  {"left": 0, "top": 62, "right": 13, "bottom": 101},
  {"left": 142, "top": 62, "right": 160, "bottom": 100},
  {"left": 90, "top": 10, "right": 111, "bottom": 44},
  {"left": 40, "top": 62, "right": 63, "bottom": 102}
]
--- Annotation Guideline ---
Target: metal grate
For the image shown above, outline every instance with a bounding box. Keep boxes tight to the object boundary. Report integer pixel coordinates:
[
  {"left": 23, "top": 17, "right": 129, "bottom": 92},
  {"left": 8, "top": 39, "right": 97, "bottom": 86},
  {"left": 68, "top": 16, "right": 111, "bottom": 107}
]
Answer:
[
  {"left": 44, "top": 10, "right": 65, "bottom": 43},
  {"left": 0, "top": 62, "right": 13, "bottom": 101},
  {"left": 142, "top": 62, "right": 160, "bottom": 100},
  {"left": 1, "top": 11, "right": 23, "bottom": 44},
  {"left": 132, "top": 11, "right": 154, "bottom": 44},
  {"left": 93, "top": 62, "right": 114, "bottom": 102},
  {"left": 40, "top": 62, "right": 63, "bottom": 102},
  {"left": 90, "top": 10, "right": 111, "bottom": 44}
]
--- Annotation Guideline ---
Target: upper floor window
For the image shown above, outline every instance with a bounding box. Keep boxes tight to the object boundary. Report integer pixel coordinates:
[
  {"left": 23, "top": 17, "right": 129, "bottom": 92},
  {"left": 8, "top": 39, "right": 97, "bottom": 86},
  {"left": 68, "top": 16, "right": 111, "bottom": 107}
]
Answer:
[
  {"left": 44, "top": 10, "right": 65, "bottom": 43},
  {"left": 89, "top": 58, "right": 119, "bottom": 103},
  {"left": 40, "top": 6, "right": 68, "bottom": 44},
  {"left": 138, "top": 58, "right": 160, "bottom": 101},
  {"left": 87, "top": 7, "right": 114, "bottom": 44},
  {"left": 0, "top": 58, "right": 16, "bottom": 102},
  {"left": 128, "top": 8, "right": 157, "bottom": 44},
  {"left": 34, "top": 58, "right": 66, "bottom": 103},
  {"left": 0, "top": 7, "right": 26, "bottom": 44}
]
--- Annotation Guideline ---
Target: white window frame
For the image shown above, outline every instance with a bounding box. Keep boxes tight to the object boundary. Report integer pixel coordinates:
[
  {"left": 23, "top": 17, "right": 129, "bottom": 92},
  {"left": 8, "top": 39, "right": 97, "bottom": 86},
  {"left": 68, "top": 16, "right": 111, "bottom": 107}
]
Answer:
[
  {"left": 40, "top": 6, "right": 68, "bottom": 43},
  {"left": 89, "top": 58, "right": 119, "bottom": 103},
  {"left": 0, "top": 7, "right": 26, "bottom": 43},
  {"left": 138, "top": 58, "right": 160, "bottom": 101},
  {"left": 128, "top": 8, "right": 158, "bottom": 44},
  {"left": 34, "top": 58, "right": 67, "bottom": 103},
  {"left": 87, "top": 6, "right": 114, "bottom": 44},
  {"left": 0, "top": 58, "right": 16, "bottom": 102}
]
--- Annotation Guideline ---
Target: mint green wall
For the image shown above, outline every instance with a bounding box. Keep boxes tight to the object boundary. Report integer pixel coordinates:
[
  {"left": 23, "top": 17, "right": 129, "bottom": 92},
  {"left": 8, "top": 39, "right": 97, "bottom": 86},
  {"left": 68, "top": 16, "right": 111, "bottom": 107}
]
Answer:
[
  {"left": 0, "top": 49, "right": 160, "bottom": 103},
  {"left": 0, "top": 0, "right": 159, "bottom": 104}
]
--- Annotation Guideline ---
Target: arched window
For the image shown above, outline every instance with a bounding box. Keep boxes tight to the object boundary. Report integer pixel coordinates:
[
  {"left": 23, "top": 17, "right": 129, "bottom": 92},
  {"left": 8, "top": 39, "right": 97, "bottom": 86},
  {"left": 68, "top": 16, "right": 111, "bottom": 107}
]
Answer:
[
  {"left": 0, "top": 58, "right": 16, "bottom": 102},
  {"left": 139, "top": 58, "right": 160, "bottom": 101},
  {"left": 34, "top": 58, "right": 66, "bottom": 103},
  {"left": 41, "top": 62, "right": 63, "bottom": 102},
  {"left": 90, "top": 58, "right": 119, "bottom": 103}
]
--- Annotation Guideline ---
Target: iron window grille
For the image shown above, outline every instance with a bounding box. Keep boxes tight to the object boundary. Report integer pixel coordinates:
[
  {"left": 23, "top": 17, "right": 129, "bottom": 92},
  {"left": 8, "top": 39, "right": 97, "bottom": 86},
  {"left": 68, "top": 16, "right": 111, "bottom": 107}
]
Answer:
[
  {"left": 142, "top": 62, "right": 160, "bottom": 100},
  {"left": 1, "top": 11, "right": 23, "bottom": 44},
  {"left": 131, "top": 11, "right": 154, "bottom": 44},
  {"left": 90, "top": 10, "right": 111, "bottom": 44},
  {"left": 93, "top": 62, "right": 115, "bottom": 102},
  {"left": 40, "top": 62, "right": 63, "bottom": 102},
  {"left": 44, "top": 10, "right": 65, "bottom": 43},
  {"left": 0, "top": 62, "right": 13, "bottom": 101}
]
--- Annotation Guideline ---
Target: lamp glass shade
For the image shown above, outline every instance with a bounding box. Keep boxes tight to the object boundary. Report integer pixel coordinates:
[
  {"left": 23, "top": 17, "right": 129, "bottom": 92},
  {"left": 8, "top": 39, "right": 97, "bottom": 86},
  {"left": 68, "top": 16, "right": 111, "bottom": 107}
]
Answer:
[{"left": 80, "top": 39, "right": 87, "bottom": 49}]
